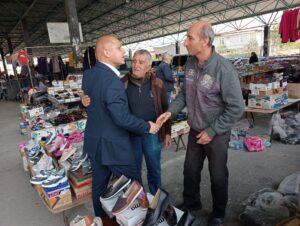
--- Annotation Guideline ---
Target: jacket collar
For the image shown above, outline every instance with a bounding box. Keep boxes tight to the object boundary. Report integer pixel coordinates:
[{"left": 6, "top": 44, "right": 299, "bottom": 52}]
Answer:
[{"left": 95, "top": 61, "right": 121, "bottom": 77}]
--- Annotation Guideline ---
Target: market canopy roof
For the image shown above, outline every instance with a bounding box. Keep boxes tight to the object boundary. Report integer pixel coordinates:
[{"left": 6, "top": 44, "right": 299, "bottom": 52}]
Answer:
[{"left": 0, "top": 0, "right": 299, "bottom": 56}]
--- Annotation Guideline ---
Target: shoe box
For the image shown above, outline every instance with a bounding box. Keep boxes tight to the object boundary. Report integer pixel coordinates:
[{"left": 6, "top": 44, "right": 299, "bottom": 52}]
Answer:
[
  {"left": 115, "top": 198, "right": 147, "bottom": 226},
  {"left": 27, "top": 107, "right": 45, "bottom": 118},
  {"left": 69, "top": 170, "right": 92, "bottom": 201},
  {"left": 41, "top": 188, "right": 72, "bottom": 210},
  {"left": 114, "top": 193, "right": 184, "bottom": 226},
  {"left": 100, "top": 191, "right": 124, "bottom": 219}
]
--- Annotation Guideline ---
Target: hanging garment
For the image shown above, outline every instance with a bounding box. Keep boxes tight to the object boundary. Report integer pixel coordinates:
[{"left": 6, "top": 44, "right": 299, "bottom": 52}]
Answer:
[
  {"left": 279, "top": 8, "right": 300, "bottom": 43},
  {"left": 37, "top": 57, "right": 48, "bottom": 75},
  {"left": 52, "top": 56, "right": 61, "bottom": 73},
  {"left": 297, "top": 9, "right": 300, "bottom": 31},
  {"left": 18, "top": 50, "right": 29, "bottom": 66},
  {"left": 83, "top": 47, "right": 96, "bottom": 70},
  {"left": 290, "top": 8, "right": 300, "bottom": 42},
  {"left": 68, "top": 52, "right": 75, "bottom": 68}
]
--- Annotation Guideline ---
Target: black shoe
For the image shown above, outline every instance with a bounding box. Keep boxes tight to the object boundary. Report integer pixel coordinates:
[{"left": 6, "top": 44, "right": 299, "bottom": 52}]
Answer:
[
  {"left": 101, "top": 175, "right": 131, "bottom": 200},
  {"left": 142, "top": 188, "right": 169, "bottom": 226},
  {"left": 177, "top": 202, "right": 202, "bottom": 211},
  {"left": 208, "top": 217, "right": 224, "bottom": 226},
  {"left": 177, "top": 211, "right": 195, "bottom": 226},
  {"left": 163, "top": 205, "right": 177, "bottom": 226}
]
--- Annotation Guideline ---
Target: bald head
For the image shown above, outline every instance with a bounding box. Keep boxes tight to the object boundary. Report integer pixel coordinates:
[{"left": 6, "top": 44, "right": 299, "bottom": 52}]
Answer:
[{"left": 95, "top": 34, "right": 125, "bottom": 67}]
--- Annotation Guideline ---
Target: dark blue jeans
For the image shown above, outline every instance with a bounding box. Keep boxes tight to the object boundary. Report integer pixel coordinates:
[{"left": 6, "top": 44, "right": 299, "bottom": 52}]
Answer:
[{"left": 131, "top": 133, "right": 163, "bottom": 195}]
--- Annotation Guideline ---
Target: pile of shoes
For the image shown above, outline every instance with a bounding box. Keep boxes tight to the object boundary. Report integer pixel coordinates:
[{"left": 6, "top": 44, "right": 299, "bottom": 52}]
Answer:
[
  {"left": 99, "top": 175, "right": 200, "bottom": 226},
  {"left": 30, "top": 167, "right": 69, "bottom": 189},
  {"left": 30, "top": 117, "right": 53, "bottom": 131},
  {"left": 52, "top": 110, "right": 85, "bottom": 126}
]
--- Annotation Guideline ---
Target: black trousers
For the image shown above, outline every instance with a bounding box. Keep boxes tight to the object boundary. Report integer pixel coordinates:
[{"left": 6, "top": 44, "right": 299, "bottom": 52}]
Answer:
[
  {"left": 183, "top": 128, "right": 230, "bottom": 218},
  {"left": 90, "top": 158, "right": 140, "bottom": 217}
]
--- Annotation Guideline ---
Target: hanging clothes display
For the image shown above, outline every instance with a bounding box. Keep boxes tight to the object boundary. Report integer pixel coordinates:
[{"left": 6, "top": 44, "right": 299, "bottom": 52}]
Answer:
[
  {"left": 37, "top": 57, "right": 48, "bottom": 75},
  {"left": 279, "top": 8, "right": 300, "bottom": 43},
  {"left": 17, "top": 50, "right": 29, "bottom": 66},
  {"left": 83, "top": 47, "right": 96, "bottom": 70},
  {"left": 68, "top": 52, "right": 75, "bottom": 68},
  {"left": 52, "top": 56, "right": 61, "bottom": 73}
]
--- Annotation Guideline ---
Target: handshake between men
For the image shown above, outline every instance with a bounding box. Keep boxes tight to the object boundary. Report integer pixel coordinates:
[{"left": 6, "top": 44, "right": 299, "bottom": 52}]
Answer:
[
  {"left": 81, "top": 94, "right": 172, "bottom": 135},
  {"left": 149, "top": 111, "right": 172, "bottom": 134}
]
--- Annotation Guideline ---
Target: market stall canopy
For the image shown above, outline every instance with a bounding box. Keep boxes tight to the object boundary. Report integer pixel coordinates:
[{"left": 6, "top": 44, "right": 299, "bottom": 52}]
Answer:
[{"left": 0, "top": 0, "right": 299, "bottom": 56}]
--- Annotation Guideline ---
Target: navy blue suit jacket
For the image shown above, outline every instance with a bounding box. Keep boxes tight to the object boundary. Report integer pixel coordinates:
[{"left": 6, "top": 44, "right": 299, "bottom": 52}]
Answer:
[{"left": 82, "top": 61, "right": 149, "bottom": 165}]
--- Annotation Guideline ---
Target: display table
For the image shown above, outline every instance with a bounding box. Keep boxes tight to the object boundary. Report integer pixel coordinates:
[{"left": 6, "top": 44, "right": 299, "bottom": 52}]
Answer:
[
  {"left": 245, "top": 98, "right": 300, "bottom": 114},
  {"left": 244, "top": 98, "right": 300, "bottom": 141}
]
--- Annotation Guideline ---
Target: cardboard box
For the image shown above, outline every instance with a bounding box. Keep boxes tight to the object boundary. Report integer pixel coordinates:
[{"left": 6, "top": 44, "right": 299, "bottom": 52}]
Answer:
[
  {"left": 259, "top": 90, "right": 273, "bottom": 98},
  {"left": 287, "top": 83, "right": 300, "bottom": 99},
  {"left": 68, "top": 170, "right": 92, "bottom": 187},
  {"left": 248, "top": 96, "right": 262, "bottom": 109},
  {"left": 28, "top": 107, "right": 44, "bottom": 118},
  {"left": 70, "top": 183, "right": 92, "bottom": 201},
  {"left": 41, "top": 188, "right": 72, "bottom": 210}
]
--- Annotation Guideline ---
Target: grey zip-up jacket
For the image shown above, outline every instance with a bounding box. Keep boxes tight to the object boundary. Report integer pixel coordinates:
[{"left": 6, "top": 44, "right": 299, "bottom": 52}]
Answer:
[{"left": 168, "top": 47, "right": 244, "bottom": 138}]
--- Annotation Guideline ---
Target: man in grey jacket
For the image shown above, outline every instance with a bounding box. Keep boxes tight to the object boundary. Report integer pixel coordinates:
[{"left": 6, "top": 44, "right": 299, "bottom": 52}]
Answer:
[{"left": 157, "top": 21, "right": 244, "bottom": 226}]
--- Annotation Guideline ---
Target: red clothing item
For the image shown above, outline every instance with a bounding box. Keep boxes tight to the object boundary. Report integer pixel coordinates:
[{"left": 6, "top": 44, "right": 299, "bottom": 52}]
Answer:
[
  {"left": 297, "top": 9, "right": 300, "bottom": 31},
  {"left": 279, "top": 10, "right": 292, "bottom": 43},
  {"left": 290, "top": 8, "right": 300, "bottom": 42},
  {"left": 17, "top": 50, "right": 29, "bottom": 66}
]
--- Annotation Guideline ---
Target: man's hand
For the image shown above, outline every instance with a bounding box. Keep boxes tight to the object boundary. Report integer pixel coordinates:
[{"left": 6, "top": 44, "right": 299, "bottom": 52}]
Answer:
[
  {"left": 164, "top": 134, "right": 172, "bottom": 150},
  {"left": 156, "top": 112, "right": 172, "bottom": 127},
  {"left": 81, "top": 95, "right": 91, "bottom": 107},
  {"left": 149, "top": 121, "right": 160, "bottom": 134},
  {"left": 196, "top": 130, "right": 212, "bottom": 145}
]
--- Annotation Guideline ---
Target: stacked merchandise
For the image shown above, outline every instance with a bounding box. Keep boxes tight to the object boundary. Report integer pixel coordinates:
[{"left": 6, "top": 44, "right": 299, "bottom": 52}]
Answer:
[
  {"left": 19, "top": 107, "right": 85, "bottom": 138},
  {"left": 234, "top": 55, "right": 300, "bottom": 78},
  {"left": 18, "top": 89, "right": 91, "bottom": 212},
  {"left": 99, "top": 175, "right": 201, "bottom": 226},
  {"left": 247, "top": 73, "right": 289, "bottom": 109},
  {"left": 47, "top": 79, "right": 83, "bottom": 104},
  {"left": 19, "top": 128, "right": 92, "bottom": 211}
]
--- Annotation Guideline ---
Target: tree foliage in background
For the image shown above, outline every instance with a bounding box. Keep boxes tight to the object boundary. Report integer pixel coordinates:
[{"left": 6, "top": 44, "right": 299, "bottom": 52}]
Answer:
[{"left": 270, "top": 24, "right": 300, "bottom": 55}]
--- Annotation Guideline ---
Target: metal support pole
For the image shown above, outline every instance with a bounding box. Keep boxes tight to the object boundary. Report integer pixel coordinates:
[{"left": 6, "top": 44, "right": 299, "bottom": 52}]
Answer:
[
  {"left": 129, "top": 49, "right": 132, "bottom": 59},
  {"left": 7, "top": 37, "right": 17, "bottom": 76},
  {"left": 263, "top": 25, "right": 270, "bottom": 57},
  {"left": 21, "top": 18, "right": 34, "bottom": 87},
  {"left": 65, "top": 0, "right": 81, "bottom": 66},
  {"left": 0, "top": 48, "right": 8, "bottom": 76},
  {"left": 175, "top": 41, "right": 180, "bottom": 54},
  {"left": 25, "top": 47, "right": 34, "bottom": 88}
]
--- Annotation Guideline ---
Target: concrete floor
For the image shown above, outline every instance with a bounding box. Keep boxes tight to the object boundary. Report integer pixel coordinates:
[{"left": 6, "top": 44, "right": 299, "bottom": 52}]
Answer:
[{"left": 0, "top": 101, "right": 299, "bottom": 226}]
